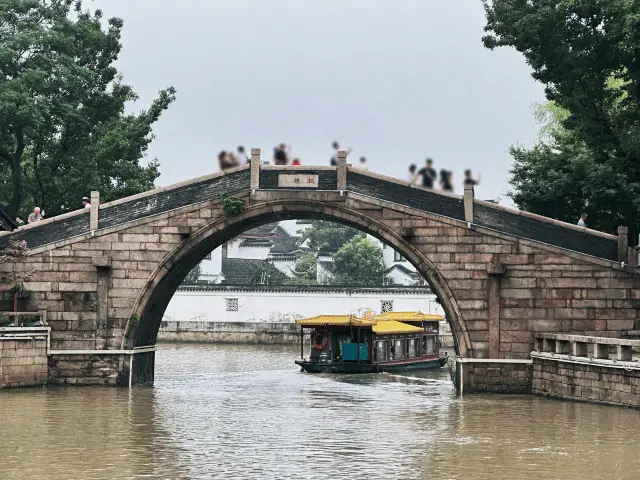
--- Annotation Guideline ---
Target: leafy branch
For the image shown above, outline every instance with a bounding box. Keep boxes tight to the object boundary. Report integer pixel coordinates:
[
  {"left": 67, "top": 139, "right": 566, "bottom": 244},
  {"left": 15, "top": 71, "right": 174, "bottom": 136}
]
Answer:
[{"left": 221, "top": 195, "right": 244, "bottom": 216}]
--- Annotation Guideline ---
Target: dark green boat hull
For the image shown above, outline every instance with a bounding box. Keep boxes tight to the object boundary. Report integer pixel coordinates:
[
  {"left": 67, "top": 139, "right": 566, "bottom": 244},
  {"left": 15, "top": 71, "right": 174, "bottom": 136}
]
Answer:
[{"left": 296, "top": 356, "right": 446, "bottom": 374}]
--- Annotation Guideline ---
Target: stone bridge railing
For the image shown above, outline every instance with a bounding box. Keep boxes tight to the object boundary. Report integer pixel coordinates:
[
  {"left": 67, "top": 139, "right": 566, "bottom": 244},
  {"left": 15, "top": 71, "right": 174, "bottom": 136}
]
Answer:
[
  {"left": 0, "top": 148, "right": 634, "bottom": 263},
  {"left": 533, "top": 333, "right": 640, "bottom": 363},
  {"left": 531, "top": 333, "right": 640, "bottom": 408}
]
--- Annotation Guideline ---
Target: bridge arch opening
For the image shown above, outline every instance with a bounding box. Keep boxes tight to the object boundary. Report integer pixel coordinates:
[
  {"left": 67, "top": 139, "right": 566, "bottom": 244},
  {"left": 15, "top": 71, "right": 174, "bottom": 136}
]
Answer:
[{"left": 123, "top": 199, "right": 472, "bottom": 382}]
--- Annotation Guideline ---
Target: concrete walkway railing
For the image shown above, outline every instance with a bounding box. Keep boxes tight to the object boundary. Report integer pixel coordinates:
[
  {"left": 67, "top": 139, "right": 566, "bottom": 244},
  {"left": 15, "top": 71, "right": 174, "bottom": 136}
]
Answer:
[
  {"left": 0, "top": 311, "right": 47, "bottom": 327},
  {"left": 534, "top": 333, "right": 640, "bottom": 362}
]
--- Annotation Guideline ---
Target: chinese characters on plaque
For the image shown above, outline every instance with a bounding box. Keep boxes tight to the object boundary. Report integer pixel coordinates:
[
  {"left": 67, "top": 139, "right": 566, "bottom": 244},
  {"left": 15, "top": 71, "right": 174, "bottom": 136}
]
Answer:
[{"left": 277, "top": 174, "right": 319, "bottom": 188}]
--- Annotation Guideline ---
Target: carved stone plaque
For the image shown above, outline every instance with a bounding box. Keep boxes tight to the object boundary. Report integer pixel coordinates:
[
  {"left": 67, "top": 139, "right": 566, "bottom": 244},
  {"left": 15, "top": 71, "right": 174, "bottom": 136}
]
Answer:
[{"left": 278, "top": 174, "right": 319, "bottom": 188}]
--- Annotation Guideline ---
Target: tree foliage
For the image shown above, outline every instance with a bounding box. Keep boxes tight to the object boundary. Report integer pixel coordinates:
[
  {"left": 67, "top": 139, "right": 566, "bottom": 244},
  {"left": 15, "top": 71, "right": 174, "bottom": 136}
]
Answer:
[
  {"left": 0, "top": 239, "right": 37, "bottom": 287},
  {"left": 249, "top": 262, "right": 288, "bottom": 285},
  {"left": 331, "top": 235, "right": 386, "bottom": 286},
  {"left": 289, "top": 252, "right": 317, "bottom": 282},
  {"left": 483, "top": 0, "right": 640, "bottom": 242},
  {"left": 0, "top": 0, "right": 176, "bottom": 218},
  {"left": 301, "top": 220, "right": 359, "bottom": 253}
]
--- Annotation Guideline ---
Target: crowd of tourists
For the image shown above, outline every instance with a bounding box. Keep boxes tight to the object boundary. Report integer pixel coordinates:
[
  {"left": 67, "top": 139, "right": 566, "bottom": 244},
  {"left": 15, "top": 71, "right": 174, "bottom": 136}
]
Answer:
[
  {"left": 216, "top": 142, "right": 485, "bottom": 195},
  {"left": 217, "top": 142, "right": 368, "bottom": 171},
  {"left": 408, "top": 157, "right": 481, "bottom": 194}
]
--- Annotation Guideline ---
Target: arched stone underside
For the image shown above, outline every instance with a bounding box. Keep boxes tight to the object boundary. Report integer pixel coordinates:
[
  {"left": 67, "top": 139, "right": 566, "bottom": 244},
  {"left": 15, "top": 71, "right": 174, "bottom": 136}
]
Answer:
[{"left": 127, "top": 199, "right": 472, "bottom": 357}]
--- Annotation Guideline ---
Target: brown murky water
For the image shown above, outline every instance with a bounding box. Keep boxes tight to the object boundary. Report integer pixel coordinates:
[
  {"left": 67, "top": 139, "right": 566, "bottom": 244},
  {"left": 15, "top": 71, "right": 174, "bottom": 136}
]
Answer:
[{"left": 1, "top": 343, "right": 639, "bottom": 479}]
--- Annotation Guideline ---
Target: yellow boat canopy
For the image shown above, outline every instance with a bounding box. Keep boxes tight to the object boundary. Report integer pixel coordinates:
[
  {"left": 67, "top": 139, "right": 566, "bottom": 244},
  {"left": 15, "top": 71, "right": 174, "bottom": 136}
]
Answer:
[
  {"left": 372, "top": 320, "right": 425, "bottom": 335},
  {"left": 373, "top": 311, "right": 444, "bottom": 322},
  {"left": 295, "top": 315, "right": 376, "bottom": 327}
]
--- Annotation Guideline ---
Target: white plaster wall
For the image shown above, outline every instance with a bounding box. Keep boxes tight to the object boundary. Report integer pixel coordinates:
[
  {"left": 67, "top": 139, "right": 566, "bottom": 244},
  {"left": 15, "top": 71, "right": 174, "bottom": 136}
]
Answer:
[
  {"left": 386, "top": 268, "right": 413, "bottom": 286},
  {"left": 278, "top": 220, "right": 311, "bottom": 236},
  {"left": 163, "top": 290, "right": 445, "bottom": 324},
  {"left": 226, "top": 238, "right": 241, "bottom": 258},
  {"left": 271, "top": 259, "right": 296, "bottom": 276},
  {"left": 238, "top": 245, "right": 271, "bottom": 260},
  {"left": 200, "top": 248, "right": 223, "bottom": 275}
]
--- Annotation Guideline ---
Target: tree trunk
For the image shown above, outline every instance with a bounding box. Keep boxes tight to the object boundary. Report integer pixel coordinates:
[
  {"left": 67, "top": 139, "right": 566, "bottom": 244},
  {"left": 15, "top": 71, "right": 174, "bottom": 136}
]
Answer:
[{"left": 6, "top": 155, "right": 23, "bottom": 219}]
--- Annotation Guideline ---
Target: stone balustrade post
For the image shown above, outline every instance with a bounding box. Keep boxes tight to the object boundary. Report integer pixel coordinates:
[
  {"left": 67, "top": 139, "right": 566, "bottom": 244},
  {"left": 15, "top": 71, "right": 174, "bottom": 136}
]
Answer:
[
  {"left": 486, "top": 260, "right": 505, "bottom": 358},
  {"left": 90, "top": 190, "right": 100, "bottom": 231},
  {"left": 617, "top": 226, "right": 628, "bottom": 263},
  {"left": 464, "top": 185, "right": 474, "bottom": 223},
  {"left": 337, "top": 150, "right": 347, "bottom": 191},
  {"left": 92, "top": 256, "right": 112, "bottom": 350},
  {"left": 250, "top": 148, "right": 261, "bottom": 191}
]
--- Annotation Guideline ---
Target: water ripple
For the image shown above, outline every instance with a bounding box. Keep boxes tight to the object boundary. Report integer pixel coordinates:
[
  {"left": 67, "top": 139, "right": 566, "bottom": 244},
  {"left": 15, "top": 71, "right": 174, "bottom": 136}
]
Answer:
[{"left": 1, "top": 343, "right": 639, "bottom": 479}]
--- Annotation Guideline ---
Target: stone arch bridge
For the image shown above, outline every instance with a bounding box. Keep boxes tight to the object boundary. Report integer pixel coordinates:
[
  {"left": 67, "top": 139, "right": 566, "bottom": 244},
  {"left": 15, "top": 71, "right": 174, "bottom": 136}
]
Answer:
[{"left": 1, "top": 151, "right": 639, "bottom": 389}]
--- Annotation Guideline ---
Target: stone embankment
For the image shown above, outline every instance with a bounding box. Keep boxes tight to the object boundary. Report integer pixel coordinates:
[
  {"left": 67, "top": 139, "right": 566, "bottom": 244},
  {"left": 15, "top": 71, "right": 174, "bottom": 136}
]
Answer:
[
  {"left": 531, "top": 333, "right": 640, "bottom": 408},
  {"left": 0, "top": 313, "right": 49, "bottom": 388},
  {"left": 158, "top": 320, "right": 455, "bottom": 346},
  {"left": 158, "top": 320, "right": 300, "bottom": 344}
]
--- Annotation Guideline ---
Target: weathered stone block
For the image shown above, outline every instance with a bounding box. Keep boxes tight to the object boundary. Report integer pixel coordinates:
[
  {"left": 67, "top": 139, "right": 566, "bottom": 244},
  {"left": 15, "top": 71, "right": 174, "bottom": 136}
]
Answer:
[
  {"left": 58, "top": 282, "right": 96, "bottom": 292},
  {"left": 22, "top": 282, "right": 52, "bottom": 292}
]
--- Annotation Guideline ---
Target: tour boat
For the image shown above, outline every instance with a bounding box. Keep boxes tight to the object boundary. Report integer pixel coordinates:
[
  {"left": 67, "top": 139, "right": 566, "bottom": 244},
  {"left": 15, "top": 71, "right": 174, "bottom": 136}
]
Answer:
[{"left": 294, "top": 311, "right": 447, "bottom": 373}]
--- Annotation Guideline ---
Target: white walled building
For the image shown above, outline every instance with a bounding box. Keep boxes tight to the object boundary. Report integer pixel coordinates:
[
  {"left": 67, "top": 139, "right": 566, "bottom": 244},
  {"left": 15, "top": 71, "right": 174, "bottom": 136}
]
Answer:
[
  {"left": 194, "top": 220, "right": 422, "bottom": 286},
  {"left": 163, "top": 285, "right": 445, "bottom": 324}
]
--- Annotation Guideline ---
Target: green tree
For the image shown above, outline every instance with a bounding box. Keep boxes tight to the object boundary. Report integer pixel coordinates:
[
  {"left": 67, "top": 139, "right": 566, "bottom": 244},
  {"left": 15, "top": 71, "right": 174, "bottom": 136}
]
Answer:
[
  {"left": 482, "top": 0, "right": 640, "bottom": 241},
  {"left": 0, "top": 1, "right": 176, "bottom": 218},
  {"left": 302, "top": 220, "right": 359, "bottom": 253},
  {"left": 182, "top": 263, "right": 202, "bottom": 285},
  {"left": 288, "top": 252, "right": 317, "bottom": 283},
  {"left": 332, "top": 235, "right": 386, "bottom": 286},
  {"left": 249, "top": 262, "right": 288, "bottom": 285}
]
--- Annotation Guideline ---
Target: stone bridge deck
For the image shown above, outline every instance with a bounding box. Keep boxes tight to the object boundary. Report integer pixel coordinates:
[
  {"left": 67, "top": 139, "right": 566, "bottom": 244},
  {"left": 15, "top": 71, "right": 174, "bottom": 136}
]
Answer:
[{"left": 0, "top": 163, "right": 625, "bottom": 262}]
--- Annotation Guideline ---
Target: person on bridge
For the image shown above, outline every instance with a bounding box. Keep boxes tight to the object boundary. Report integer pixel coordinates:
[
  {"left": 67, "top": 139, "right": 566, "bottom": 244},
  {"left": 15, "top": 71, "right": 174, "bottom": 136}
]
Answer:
[
  {"left": 82, "top": 197, "right": 91, "bottom": 209},
  {"left": 357, "top": 156, "right": 367, "bottom": 169},
  {"left": 236, "top": 146, "right": 248, "bottom": 164},
  {"left": 218, "top": 150, "right": 238, "bottom": 171},
  {"left": 463, "top": 169, "right": 481, "bottom": 187},
  {"left": 577, "top": 213, "right": 587, "bottom": 227},
  {"left": 291, "top": 158, "right": 301, "bottom": 166},
  {"left": 27, "top": 207, "right": 43, "bottom": 224},
  {"left": 412, "top": 158, "right": 437, "bottom": 188},
  {"left": 440, "top": 170, "right": 453, "bottom": 193},
  {"left": 330, "top": 141, "right": 352, "bottom": 166},
  {"left": 407, "top": 163, "right": 417, "bottom": 182},
  {"left": 273, "top": 143, "right": 290, "bottom": 165}
]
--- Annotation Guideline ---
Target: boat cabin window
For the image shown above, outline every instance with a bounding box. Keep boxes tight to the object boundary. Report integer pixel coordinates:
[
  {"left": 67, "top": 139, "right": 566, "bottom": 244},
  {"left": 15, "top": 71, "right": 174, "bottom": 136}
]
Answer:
[
  {"left": 374, "top": 341, "right": 388, "bottom": 362},
  {"left": 408, "top": 338, "right": 418, "bottom": 358},
  {"left": 391, "top": 339, "right": 405, "bottom": 360},
  {"left": 423, "top": 335, "right": 435, "bottom": 355}
]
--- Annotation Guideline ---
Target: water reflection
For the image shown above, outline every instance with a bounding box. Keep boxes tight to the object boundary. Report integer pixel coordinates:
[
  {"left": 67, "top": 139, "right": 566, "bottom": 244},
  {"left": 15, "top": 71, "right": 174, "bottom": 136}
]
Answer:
[{"left": 0, "top": 343, "right": 639, "bottom": 479}]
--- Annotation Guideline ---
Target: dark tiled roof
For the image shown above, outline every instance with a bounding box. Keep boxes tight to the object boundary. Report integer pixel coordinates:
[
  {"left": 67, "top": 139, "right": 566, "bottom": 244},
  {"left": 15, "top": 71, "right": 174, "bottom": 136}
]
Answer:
[
  {"left": 241, "top": 223, "right": 278, "bottom": 237},
  {"left": 270, "top": 236, "right": 303, "bottom": 254},
  {"left": 240, "top": 238, "right": 273, "bottom": 247},
  {"left": 178, "top": 284, "right": 434, "bottom": 294},
  {"left": 386, "top": 264, "right": 422, "bottom": 285},
  {"left": 221, "top": 257, "right": 268, "bottom": 284},
  {"left": 386, "top": 263, "right": 418, "bottom": 277}
]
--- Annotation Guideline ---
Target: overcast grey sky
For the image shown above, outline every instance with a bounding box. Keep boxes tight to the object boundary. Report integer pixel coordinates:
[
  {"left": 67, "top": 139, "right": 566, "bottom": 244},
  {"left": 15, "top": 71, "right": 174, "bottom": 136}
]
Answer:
[{"left": 93, "top": 0, "right": 544, "bottom": 204}]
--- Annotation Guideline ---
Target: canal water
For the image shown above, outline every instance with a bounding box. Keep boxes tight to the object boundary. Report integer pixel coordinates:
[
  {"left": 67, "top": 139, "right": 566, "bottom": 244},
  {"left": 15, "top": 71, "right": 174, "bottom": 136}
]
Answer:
[{"left": 1, "top": 344, "right": 639, "bottom": 479}]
